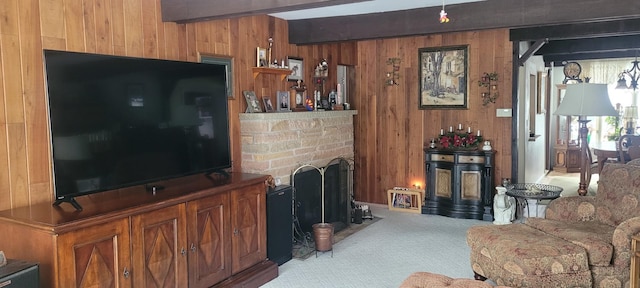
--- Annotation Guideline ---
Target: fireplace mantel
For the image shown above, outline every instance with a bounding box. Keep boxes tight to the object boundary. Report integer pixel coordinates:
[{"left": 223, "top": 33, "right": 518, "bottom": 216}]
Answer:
[
  {"left": 239, "top": 110, "right": 357, "bottom": 185},
  {"left": 239, "top": 109, "right": 357, "bottom": 121}
]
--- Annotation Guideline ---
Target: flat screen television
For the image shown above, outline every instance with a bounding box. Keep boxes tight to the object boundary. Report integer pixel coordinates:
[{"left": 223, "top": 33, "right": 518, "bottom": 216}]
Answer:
[{"left": 43, "top": 50, "right": 231, "bottom": 210}]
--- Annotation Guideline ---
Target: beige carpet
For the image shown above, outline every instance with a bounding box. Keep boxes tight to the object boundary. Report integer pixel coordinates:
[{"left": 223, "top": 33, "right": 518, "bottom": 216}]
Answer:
[{"left": 292, "top": 217, "right": 382, "bottom": 260}]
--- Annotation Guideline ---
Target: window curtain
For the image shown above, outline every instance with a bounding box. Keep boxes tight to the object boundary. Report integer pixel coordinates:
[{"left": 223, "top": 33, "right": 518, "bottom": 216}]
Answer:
[{"left": 580, "top": 58, "right": 637, "bottom": 146}]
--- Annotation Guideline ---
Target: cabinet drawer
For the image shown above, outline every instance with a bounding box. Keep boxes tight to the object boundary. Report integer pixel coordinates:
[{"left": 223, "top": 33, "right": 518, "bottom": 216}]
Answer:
[
  {"left": 430, "top": 154, "right": 454, "bottom": 162},
  {"left": 459, "top": 155, "right": 485, "bottom": 164}
]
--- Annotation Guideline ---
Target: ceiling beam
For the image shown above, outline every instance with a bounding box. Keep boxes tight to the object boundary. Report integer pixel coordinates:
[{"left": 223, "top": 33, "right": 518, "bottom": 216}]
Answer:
[
  {"left": 535, "top": 35, "right": 640, "bottom": 56},
  {"left": 510, "top": 19, "right": 640, "bottom": 41},
  {"left": 544, "top": 51, "right": 640, "bottom": 67},
  {"left": 518, "top": 39, "right": 548, "bottom": 66},
  {"left": 287, "top": 0, "right": 640, "bottom": 44},
  {"left": 161, "top": 0, "right": 371, "bottom": 23}
]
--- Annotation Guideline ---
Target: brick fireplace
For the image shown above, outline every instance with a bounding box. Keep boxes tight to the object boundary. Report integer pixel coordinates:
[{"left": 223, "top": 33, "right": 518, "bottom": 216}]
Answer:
[
  {"left": 239, "top": 110, "right": 357, "bottom": 185},
  {"left": 240, "top": 110, "right": 357, "bottom": 235}
]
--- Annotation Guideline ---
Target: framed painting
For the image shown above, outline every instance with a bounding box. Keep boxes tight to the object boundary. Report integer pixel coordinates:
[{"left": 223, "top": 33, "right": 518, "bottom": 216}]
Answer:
[
  {"left": 418, "top": 45, "right": 468, "bottom": 109},
  {"left": 287, "top": 57, "right": 303, "bottom": 81}
]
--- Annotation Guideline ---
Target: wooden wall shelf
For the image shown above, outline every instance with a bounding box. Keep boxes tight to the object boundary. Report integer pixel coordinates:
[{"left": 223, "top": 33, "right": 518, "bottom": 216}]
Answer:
[{"left": 252, "top": 67, "right": 292, "bottom": 81}]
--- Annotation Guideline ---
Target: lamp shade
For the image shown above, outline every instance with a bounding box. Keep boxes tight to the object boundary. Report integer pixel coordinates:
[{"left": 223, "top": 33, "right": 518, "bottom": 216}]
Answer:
[{"left": 555, "top": 83, "right": 618, "bottom": 117}]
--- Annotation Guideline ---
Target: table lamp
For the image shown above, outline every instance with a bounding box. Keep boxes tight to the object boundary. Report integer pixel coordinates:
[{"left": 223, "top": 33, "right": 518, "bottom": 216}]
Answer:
[{"left": 555, "top": 83, "right": 618, "bottom": 196}]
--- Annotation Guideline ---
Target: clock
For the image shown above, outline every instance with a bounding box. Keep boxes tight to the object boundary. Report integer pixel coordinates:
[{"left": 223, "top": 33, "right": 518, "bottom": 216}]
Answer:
[{"left": 563, "top": 61, "right": 582, "bottom": 84}]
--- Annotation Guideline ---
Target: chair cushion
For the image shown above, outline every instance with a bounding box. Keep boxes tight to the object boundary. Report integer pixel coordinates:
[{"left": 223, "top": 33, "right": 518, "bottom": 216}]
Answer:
[
  {"left": 467, "top": 224, "right": 589, "bottom": 280},
  {"left": 595, "top": 163, "right": 640, "bottom": 226},
  {"left": 525, "top": 218, "right": 615, "bottom": 266}
]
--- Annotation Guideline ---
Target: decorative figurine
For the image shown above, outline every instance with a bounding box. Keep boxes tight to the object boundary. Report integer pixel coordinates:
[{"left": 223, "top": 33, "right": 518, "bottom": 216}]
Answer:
[
  {"left": 482, "top": 140, "right": 492, "bottom": 151},
  {"left": 493, "top": 186, "right": 516, "bottom": 225}
]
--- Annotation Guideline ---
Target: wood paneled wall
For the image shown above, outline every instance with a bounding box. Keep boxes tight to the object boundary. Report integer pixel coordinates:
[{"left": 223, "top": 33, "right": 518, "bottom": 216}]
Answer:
[
  {"left": 0, "top": 0, "right": 509, "bottom": 209},
  {"left": 352, "top": 30, "right": 513, "bottom": 204},
  {"left": 0, "top": 0, "right": 355, "bottom": 210}
]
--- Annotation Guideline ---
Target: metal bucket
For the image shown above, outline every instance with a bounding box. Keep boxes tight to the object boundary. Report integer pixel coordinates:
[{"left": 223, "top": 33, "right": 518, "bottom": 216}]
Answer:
[{"left": 312, "top": 223, "right": 334, "bottom": 252}]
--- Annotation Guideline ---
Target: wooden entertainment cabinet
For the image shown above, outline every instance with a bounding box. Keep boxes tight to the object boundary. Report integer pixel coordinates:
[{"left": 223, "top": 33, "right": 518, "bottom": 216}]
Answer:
[{"left": 0, "top": 173, "right": 277, "bottom": 288}]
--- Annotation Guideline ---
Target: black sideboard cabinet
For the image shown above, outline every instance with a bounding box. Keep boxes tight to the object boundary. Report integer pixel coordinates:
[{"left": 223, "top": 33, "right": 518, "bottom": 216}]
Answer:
[
  {"left": 0, "top": 259, "right": 39, "bottom": 288},
  {"left": 423, "top": 149, "right": 495, "bottom": 221}
]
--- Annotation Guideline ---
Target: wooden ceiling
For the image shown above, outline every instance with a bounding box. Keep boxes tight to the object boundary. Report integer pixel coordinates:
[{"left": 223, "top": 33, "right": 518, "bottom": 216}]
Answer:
[{"left": 160, "top": 0, "right": 640, "bottom": 65}]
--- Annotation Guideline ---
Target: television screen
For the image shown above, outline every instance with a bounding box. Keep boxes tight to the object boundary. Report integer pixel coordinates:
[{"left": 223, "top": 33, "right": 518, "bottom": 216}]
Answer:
[{"left": 44, "top": 50, "right": 231, "bottom": 204}]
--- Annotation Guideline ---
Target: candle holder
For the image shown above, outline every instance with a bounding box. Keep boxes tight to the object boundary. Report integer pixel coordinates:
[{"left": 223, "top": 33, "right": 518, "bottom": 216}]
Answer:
[
  {"left": 479, "top": 72, "right": 498, "bottom": 106},
  {"left": 437, "top": 125, "right": 483, "bottom": 150}
]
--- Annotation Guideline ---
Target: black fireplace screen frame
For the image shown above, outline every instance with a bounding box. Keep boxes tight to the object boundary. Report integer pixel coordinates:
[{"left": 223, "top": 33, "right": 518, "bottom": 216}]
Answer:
[{"left": 291, "top": 157, "right": 352, "bottom": 235}]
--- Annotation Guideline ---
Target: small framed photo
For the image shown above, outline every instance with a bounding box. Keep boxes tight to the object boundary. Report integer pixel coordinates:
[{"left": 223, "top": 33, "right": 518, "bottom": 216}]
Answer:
[
  {"left": 263, "top": 96, "right": 275, "bottom": 112},
  {"left": 276, "top": 91, "right": 290, "bottom": 112},
  {"left": 257, "top": 47, "right": 267, "bottom": 67},
  {"left": 243, "top": 90, "right": 262, "bottom": 113},
  {"left": 287, "top": 57, "right": 303, "bottom": 81}
]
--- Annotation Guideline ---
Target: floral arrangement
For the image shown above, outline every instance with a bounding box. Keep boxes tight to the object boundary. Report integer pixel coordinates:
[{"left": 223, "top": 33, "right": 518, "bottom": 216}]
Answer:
[{"left": 438, "top": 131, "right": 483, "bottom": 149}]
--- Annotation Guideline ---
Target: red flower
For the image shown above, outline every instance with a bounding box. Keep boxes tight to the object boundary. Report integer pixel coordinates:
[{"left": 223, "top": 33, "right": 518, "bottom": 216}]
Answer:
[
  {"left": 467, "top": 134, "right": 476, "bottom": 144},
  {"left": 439, "top": 136, "right": 451, "bottom": 148},
  {"left": 453, "top": 135, "right": 463, "bottom": 147}
]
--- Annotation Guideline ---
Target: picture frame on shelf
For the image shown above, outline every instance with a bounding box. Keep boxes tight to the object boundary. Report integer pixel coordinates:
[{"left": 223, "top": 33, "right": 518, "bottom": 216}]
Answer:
[
  {"left": 263, "top": 96, "right": 275, "bottom": 112},
  {"left": 257, "top": 47, "right": 267, "bottom": 67},
  {"left": 243, "top": 90, "right": 262, "bottom": 113},
  {"left": 418, "top": 45, "right": 469, "bottom": 109},
  {"left": 276, "top": 91, "right": 290, "bottom": 112},
  {"left": 287, "top": 57, "right": 303, "bottom": 81}
]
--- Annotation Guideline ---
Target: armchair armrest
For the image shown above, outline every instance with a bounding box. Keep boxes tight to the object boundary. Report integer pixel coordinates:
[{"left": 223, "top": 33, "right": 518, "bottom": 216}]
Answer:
[
  {"left": 544, "top": 195, "right": 596, "bottom": 222},
  {"left": 611, "top": 216, "right": 640, "bottom": 268}
]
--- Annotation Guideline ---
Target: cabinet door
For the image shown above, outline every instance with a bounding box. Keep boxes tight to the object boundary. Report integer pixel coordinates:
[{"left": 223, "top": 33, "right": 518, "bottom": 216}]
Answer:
[
  {"left": 57, "top": 218, "right": 132, "bottom": 288},
  {"left": 186, "top": 193, "right": 231, "bottom": 287},
  {"left": 131, "top": 204, "right": 188, "bottom": 287},
  {"left": 230, "top": 183, "right": 267, "bottom": 273}
]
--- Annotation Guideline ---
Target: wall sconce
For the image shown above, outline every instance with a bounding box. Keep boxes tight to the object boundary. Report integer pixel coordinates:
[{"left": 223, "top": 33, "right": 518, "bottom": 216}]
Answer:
[
  {"left": 385, "top": 58, "right": 401, "bottom": 86},
  {"left": 478, "top": 72, "right": 498, "bottom": 106}
]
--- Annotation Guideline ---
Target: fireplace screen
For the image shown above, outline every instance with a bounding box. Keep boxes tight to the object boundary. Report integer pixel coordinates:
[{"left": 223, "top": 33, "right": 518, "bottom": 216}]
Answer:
[{"left": 292, "top": 158, "right": 352, "bottom": 235}]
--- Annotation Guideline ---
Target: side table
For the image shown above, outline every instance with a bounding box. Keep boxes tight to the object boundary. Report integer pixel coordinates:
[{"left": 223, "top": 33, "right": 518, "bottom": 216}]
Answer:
[
  {"left": 632, "top": 235, "right": 640, "bottom": 288},
  {"left": 505, "top": 183, "right": 563, "bottom": 220}
]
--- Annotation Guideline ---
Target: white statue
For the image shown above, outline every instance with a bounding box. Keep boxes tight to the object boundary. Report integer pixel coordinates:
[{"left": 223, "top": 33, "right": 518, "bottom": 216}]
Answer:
[
  {"left": 493, "top": 186, "right": 516, "bottom": 225},
  {"left": 482, "top": 141, "right": 492, "bottom": 151}
]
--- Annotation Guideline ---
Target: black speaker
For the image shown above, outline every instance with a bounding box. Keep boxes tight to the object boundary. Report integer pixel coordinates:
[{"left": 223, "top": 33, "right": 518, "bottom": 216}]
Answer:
[
  {"left": 267, "top": 185, "right": 293, "bottom": 266},
  {"left": 0, "top": 259, "right": 39, "bottom": 288}
]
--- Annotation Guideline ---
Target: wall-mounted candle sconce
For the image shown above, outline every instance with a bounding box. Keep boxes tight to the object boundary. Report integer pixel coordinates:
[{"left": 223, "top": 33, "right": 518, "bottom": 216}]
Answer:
[
  {"left": 386, "top": 58, "right": 401, "bottom": 86},
  {"left": 478, "top": 72, "right": 498, "bottom": 106}
]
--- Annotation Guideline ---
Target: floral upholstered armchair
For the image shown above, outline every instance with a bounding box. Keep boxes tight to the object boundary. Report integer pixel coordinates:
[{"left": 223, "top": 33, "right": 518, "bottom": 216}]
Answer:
[{"left": 525, "top": 163, "right": 640, "bottom": 287}]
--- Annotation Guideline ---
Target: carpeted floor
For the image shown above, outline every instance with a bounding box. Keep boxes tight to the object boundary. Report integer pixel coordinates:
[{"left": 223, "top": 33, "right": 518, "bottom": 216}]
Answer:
[
  {"left": 260, "top": 172, "right": 596, "bottom": 287},
  {"left": 292, "top": 216, "right": 382, "bottom": 260},
  {"left": 540, "top": 171, "right": 598, "bottom": 196},
  {"left": 260, "top": 204, "right": 490, "bottom": 288}
]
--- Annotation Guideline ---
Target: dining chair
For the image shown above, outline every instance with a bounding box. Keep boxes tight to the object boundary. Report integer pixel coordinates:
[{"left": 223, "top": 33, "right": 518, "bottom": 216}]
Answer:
[{"left": 617, "top": 134, "right": 640, "bottom": 163}]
